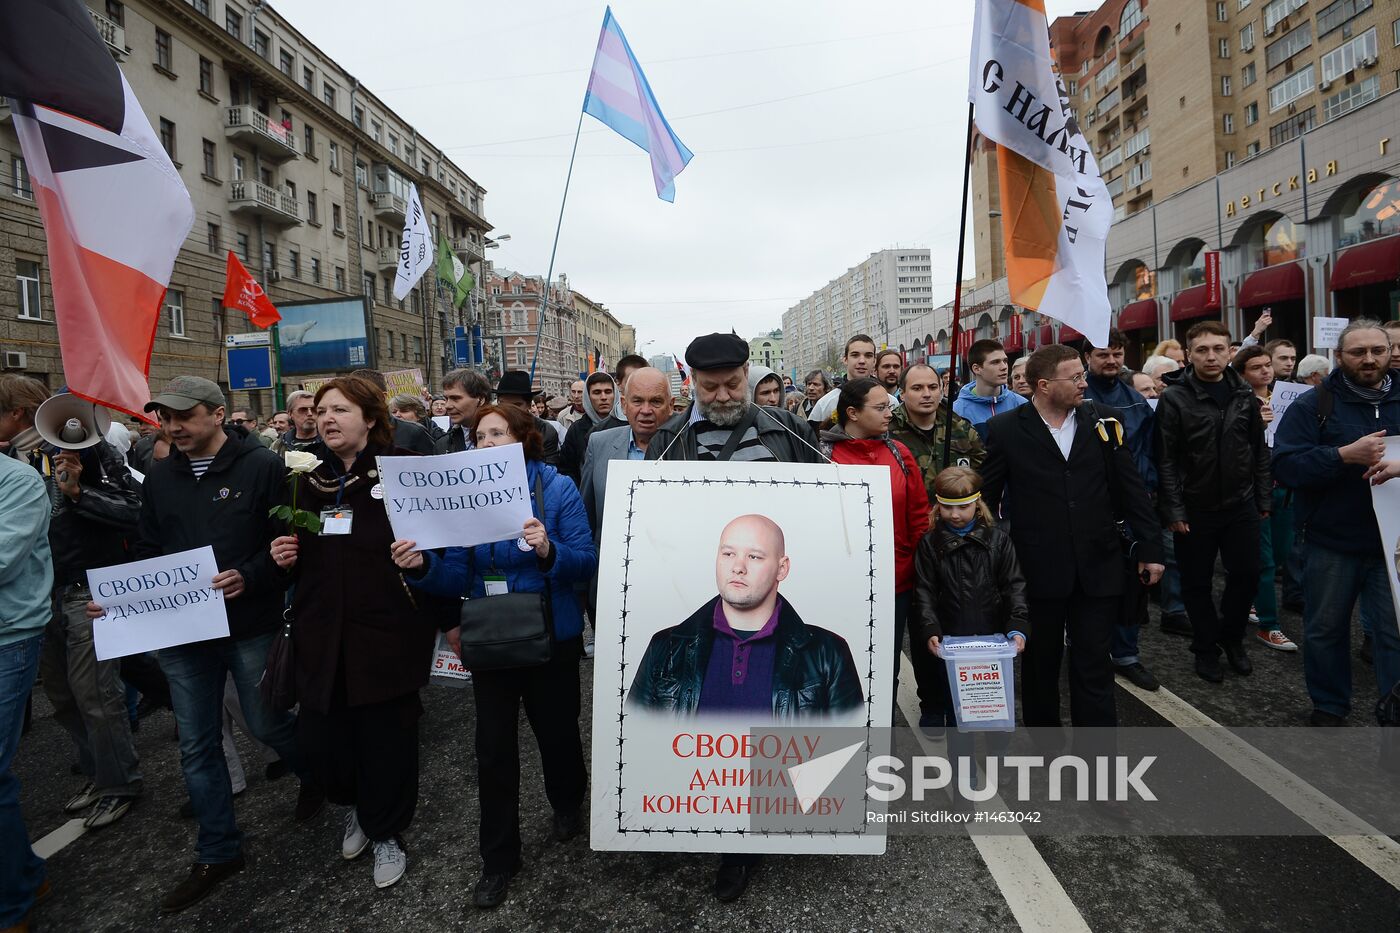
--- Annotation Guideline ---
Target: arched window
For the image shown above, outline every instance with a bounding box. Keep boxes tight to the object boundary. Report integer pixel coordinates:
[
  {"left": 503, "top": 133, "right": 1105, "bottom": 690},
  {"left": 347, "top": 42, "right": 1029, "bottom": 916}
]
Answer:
[
  {"left": 1337, "top": 177, "right": 1400, "bottom": 247},
  {"left": 1120, "top": 1, "right": 1143, "bottom": 36},
  {"left": 1238, "top": 214, "right": 1305, "bottom": 270}
]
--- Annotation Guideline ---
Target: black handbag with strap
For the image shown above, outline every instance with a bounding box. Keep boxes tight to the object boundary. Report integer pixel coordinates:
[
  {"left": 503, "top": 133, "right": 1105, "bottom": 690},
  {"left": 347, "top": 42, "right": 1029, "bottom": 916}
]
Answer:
[
  {"left": 457, "top": 470, "right": 555, "bottom": 670},
  {"left": 259, "top": 606, "right": 297, "bottom": 711}
]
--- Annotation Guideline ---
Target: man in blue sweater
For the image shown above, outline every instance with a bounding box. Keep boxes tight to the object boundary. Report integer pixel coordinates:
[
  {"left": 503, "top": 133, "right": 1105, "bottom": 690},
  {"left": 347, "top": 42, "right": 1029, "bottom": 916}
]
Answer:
[
  {"left": 1083, "top": 329, "right": 1159, "bottom": 692},
  {"left": 1273, "top": 319, "right": 1400, "bottom": 725},
  {"left": 953, "top": 338, "right": 1029, "bottom": 440}
]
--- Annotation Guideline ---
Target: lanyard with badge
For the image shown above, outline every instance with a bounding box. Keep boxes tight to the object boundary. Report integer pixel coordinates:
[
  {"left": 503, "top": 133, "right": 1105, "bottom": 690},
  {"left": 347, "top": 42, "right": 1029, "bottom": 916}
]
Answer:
[{"left": 320, "top": 460, "right": 354, "bottom": 535}]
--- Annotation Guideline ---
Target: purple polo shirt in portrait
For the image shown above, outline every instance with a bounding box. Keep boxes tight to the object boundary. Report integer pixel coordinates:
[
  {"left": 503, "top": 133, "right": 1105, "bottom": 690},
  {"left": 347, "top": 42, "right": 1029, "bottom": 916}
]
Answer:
[{"left": 696, "top": 598, "right": 782, "bottom": 715}]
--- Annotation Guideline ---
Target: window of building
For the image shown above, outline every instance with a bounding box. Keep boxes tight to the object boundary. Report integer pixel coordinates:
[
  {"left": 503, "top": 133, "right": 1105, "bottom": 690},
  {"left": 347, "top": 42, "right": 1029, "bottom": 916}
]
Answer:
[
  {"left": 328, "top": 141, "right": 339, "bottom": 171},
  {"left": 307, "top": 191, "right": 318, "bottom": 224},
  {"left": 1226, "top": 151, "right": 1237, "bottom": 168},
  {"left": 1100, "top": 146, "right": 1124, "bottom": 172},
  {"left": 1245, "top": 100, "right": 1260, "bottom": 124},
  {"left": 263, "top": 242, "right": 276, "bottom": 277},
  {"left": 192, "top": 0, "right": 207, "bottom": 15},
  {"left": 1246, "top": 215, "right": 1305, "bottom": 269},
  {"left": 383, "top": 277, "right": 392, "bottom": 304},
  {"left": 1395, "top": 18, "right": 1400, "bottom": 47},
  {"left": 1240, "top": 0, "right": 1252, "bottom": 9},
  {"left": 1223, "top": 112, "right": 1235, "bottom": 133},
  {"left": 158, "top": 118, "right": 176, "bottom": 159},
  {"left": 1321, "top": 27, "right": 1378, "bottom": 83},
  {"left": 1217, "top": 2, "right": 1228, "bottom": 21},
  {"left": 1323, "top": 73, "right": 1381, "bottom": 119},
  {"left": 388, "top": 134, "right": 399, "bottom": 155},
  {"left": 355, "top": 161, "right": 368, "bottom": 187},
  {"left": 155, "top": 29, "right": 172, "bottom": 71},
  {"left": 1127, "top": 159, "right": 1152, "bottom": 186},
  {"left": 1318, "top": 0, "right": 1374, "bottom": 38},
  {"left": 288, "top": 250, "right": 300, "bottom": 279},
  {"left": 1120, "top": 0, "right": 1143, "bottom": 34},
  {"left": 1268, "top": 63, "right": 1315, "bottom": 111},
  {"left": 1263, "top": 0, "right": 1307, "bottom": 33},
  {"left": 352, "top": 105, "right": 363, "bottom": 128},
  {"left": 1240, "top": 23, "right": 1255, "bottom": 51},
  {"left": 236, "top": 231, "right": 250, "bottom": 261},
  {"left": 413, "top": 336, "right": 423, "bottom": 362},
  {"left": 201, "top": 138, "right": 216, "bottom": 177},
  {"left": 1265, "top": 20, "right": 1312, "bottom": 69},
  {"left": 371, "top": 120, "right": 383, "bottom": 143},
  {"left": 16, "top": 259, "right": 41, "bottom": 321},
  {"left": 232, "top": 154, "right": 245, "bottom": 180},
  {"left": 1123, "top": 127, "right": 1151, "bottom": 156},
  {"left": 11, "top": 156, "right": 30, "bottom": 199},
  {"left": 1242, "top": 61, "right": 1257, "bottom": 86},
  {"left": 310, "top": 257, "right": 321, "bottom": 284},
  {"left": 1222, "top": 75, "right": 1233, "bottom": 95},
  {"left": 1336, "top": 177, "right": 1400, "bottom": 246},
  {"left": 1268, "top": 105, "right": 1316, "bottom": 144},
  {"left": 303, "top": 124, "right": 314, "bottom": 158},
  {"left": 225, "top": 5, "right": 242, "bottom": 40},
  {"left": 302, "top": 65, "right": 314, "bottom": 91},
  {"left": 204, "top": 222, "right": 218, "bottom": 253},
  {"left": 105, "top": 1, "right": 124, "bottom": 26},
  {"left": 1246, "top": 140, "right": 1261, "bottom": 157},
  {"left": 334, "top": 266, "right": 345, "bottom": 291},
  {"left": 323, "top": 82, "right": 336, "bottom": 109},
  {"left": 279, "top": 49, "right": 293, "bottom": 75},
  {"left": 167, "top": 289, "right": 185, "bottom": 336},
  {"left": 332, "top": 202, "right": 343, "bottom": 232},
  {"left": 1219, "top": 37, "right": 1231, "bottom": 58},
  {"left": 253, "top": 30, "right": 269, "bottom": 59},
  {"left": 387, "top": 331, "right": 396, "bottom": 356},
  {"left": 363, "top": 273, "right": 375, "bottom": 299},
  {"left": 199, "top": 56, "right": 213, "bottom": 95}
]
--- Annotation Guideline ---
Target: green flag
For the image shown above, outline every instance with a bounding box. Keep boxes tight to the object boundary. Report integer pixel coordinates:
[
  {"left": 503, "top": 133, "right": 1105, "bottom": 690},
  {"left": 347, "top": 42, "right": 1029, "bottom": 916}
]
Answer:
[{"left": 435, "top": 236, "right": 474, "bottom": 308}]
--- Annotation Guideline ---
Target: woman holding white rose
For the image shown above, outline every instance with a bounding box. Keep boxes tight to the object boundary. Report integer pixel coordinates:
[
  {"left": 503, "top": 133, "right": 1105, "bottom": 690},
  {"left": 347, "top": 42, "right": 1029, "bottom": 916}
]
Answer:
[{"left": 269, "top": 375, "right": 446, "bottom": 890}]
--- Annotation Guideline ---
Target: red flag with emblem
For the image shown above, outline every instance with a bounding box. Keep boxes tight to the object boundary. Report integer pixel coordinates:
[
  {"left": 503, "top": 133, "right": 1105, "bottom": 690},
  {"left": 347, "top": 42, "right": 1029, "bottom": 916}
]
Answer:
[{"left": 222, "top": 251, "right": 281, "bottom": 328}]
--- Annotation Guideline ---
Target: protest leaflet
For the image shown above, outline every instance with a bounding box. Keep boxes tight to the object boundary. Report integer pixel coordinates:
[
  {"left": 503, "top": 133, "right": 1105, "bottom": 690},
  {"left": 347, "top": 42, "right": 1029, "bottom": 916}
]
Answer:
[
  {"left": 428, "top": 632, "right": 471, "bottom": 688},
  {"left": 88, "top": 546, "right": 228, "bottom": 661},
  {"left": 378, "top": 444, "right": 533, "bottom": 551},
  {"left": 1266, "top": 381, "right": 1310, "bottom": 447},
  {"left": 589, "top": 461, "right": 895, "bottom": 855}
]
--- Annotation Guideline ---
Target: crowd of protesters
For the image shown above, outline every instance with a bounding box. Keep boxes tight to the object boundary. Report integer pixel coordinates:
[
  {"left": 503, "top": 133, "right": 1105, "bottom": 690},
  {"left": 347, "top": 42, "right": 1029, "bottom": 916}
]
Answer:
[{"left": 3, "top": 317, "right": 1399, "bottom": 928}]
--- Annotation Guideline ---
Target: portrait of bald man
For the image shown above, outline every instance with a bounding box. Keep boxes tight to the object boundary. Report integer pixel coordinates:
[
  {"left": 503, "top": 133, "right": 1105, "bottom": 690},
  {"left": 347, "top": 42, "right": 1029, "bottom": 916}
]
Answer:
[{"left": 627, "top": 514, "right": 863, "bottom": 719}]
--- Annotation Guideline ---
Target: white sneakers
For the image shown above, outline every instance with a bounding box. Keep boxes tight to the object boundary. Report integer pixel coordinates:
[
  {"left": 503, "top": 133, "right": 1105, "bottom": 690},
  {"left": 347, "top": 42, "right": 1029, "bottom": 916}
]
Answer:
[
  {"left": 372, "top": 839, "right": 407, "bottom": 889},
  {"left": 342, "top": 808, "right": 407, "bottom": 888},
  {"left": 342, "top": 809, "right": 369, "bottom": 860}
]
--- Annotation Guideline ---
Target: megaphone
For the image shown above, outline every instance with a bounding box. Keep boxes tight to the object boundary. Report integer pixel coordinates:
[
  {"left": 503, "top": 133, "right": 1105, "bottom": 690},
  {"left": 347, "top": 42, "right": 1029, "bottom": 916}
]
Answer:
[{"left": 35, "top": 394, "right": 113, "bottom": 451}]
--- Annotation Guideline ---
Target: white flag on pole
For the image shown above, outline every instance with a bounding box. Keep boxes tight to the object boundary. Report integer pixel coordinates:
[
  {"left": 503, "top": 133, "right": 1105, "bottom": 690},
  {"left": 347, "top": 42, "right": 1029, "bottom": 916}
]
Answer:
[{"left": 393, "top": 183, "right": 433, "bottom": 300}]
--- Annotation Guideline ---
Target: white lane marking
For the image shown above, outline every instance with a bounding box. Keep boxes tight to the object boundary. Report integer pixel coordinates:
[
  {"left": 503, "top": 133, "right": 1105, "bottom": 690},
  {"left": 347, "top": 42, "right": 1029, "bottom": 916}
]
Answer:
[
  {"left": 898, "top": 654, "right": 1092, "bottom": 933},
  {"left": 32, "top": 819, "right": 87, "bottom": 859},
  {"left": 1118, "top": 681, "right": 1400, "bottom": 890}
]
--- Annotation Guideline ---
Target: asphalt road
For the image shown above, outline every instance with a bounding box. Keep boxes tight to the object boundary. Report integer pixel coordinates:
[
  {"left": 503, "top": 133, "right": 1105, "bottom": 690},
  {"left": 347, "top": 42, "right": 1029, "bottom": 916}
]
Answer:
[{"left": 13, "top": 594, "right": 1400, "bottom": 932}]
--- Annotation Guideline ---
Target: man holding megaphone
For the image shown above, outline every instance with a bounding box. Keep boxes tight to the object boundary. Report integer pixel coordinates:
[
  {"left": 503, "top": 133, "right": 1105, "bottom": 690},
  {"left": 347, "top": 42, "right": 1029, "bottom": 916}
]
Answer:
[{"left": 0, "top": 376, "right": 144, "bottom": 831}]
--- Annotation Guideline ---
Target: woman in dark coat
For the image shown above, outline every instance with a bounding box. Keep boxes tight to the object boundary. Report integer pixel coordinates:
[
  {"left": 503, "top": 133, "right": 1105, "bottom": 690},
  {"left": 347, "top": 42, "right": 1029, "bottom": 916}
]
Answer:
[{"left": 269, "top": 375, "right": 440, "bottom": 891}]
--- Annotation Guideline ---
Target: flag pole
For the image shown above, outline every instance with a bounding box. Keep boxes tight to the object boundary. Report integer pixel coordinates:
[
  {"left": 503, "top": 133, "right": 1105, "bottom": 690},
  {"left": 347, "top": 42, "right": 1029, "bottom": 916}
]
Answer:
[
  {"left": 528, "top": 110, "right": 586, "bottom": 386},
  {"left": 942, "top": 101, "right": 975, "bottom": 470}
]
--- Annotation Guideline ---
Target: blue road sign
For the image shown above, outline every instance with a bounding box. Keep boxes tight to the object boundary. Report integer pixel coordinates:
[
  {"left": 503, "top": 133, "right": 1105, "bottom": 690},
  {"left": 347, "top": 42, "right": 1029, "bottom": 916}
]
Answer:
[{"left": 227, "top": 346, "right": 274, "bottom": 390}]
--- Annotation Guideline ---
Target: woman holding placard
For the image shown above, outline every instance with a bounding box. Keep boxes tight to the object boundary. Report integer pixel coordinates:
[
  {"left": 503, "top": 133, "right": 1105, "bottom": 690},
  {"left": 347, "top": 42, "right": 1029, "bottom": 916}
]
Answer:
[
  {"left": 268, "top": 375, "right": 443, "bottom": 891},
  {"left": 390, "top": 403, "right": 596, "bottom": 911}
]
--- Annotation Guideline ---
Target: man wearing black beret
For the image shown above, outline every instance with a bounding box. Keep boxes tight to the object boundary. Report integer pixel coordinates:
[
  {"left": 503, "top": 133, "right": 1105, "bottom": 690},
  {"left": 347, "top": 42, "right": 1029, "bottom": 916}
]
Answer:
[{"left": 646, "top": 333, "right": 821, "bottom": 464}]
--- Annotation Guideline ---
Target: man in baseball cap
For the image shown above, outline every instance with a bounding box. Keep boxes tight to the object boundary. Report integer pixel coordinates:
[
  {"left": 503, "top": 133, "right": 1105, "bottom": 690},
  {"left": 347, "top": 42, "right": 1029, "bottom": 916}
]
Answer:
[{"left": 144, "top": 375, "right": 226, "bottom": 414}]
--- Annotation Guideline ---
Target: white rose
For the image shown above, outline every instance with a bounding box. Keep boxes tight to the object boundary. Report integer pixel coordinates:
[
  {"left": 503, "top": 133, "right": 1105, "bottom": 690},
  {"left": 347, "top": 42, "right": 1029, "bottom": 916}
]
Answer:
[{"left": 284, "top": 451, "right": 322, "bottom": 474}]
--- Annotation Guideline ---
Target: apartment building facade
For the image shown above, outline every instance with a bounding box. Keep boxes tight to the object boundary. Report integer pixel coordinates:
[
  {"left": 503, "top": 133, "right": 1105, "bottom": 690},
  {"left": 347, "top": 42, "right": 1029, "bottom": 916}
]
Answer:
[{"left": 0, "top": 0, "right": 492, "bottom": 417}]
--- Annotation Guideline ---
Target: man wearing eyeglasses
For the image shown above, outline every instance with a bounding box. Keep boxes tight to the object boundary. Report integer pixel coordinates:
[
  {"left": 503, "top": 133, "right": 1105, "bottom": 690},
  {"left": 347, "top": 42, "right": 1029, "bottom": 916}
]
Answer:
[
  {"left": 1274, "top": 319, "right": 1400, "bottom": 727},
  {"left": 981, "top": 344, "right": 1163, "bottom": 736},
  {"left": 1156, "top": 321, "right": 1271, "bottom": 686}
]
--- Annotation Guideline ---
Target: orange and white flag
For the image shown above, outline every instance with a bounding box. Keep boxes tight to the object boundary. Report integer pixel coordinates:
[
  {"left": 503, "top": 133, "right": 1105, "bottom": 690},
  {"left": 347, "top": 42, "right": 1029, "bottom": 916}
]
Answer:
[{"left": 970, "top": 0, "right": 1112, "bottom": 347}]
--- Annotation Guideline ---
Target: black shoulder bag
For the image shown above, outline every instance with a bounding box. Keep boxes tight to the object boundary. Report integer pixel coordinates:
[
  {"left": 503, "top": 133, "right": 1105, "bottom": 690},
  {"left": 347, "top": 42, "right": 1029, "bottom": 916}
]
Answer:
[
  {"left": 1085, "top": 401, "right": 1147, "bottom": 627},
  {"left": 457, "top": 470, "right": 555, "bottom": 670}
]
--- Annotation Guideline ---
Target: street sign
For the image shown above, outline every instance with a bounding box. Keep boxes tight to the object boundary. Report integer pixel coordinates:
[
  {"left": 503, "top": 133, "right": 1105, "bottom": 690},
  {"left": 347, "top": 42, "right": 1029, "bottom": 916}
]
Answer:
[
  {"left": 225, "top": 332, "right": 271, "bottom": 348},
  {"left": 454, "top": 326, "right": 471, "bottom": 367},
  {"left": 226, "top": 346, "right": 274, "bottom": 390}
]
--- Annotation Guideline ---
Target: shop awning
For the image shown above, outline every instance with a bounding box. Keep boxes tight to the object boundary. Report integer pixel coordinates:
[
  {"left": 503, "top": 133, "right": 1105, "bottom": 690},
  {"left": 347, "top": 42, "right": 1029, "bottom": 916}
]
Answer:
[
  {"left": 1118, "top": 298, "right": 1158, "bottom": 331},
  {"left": 1060, "top": 325, "right": 1084, "bottom": 342},
  {"left": 1331, "top": 236, "right": 1400, "bottom": 291},
  {"left": 1003, "top": 330, "right": 1022, "bottom": 352},
  {"left": 1035, "top": 324, "right": 1053, "bottom": 347},
  {"left": 1238, "top": 262, "right": 1304, "bottom": 308},
  {"left": 1169, "top": 284, "right": 1221, "bottom": 322}
]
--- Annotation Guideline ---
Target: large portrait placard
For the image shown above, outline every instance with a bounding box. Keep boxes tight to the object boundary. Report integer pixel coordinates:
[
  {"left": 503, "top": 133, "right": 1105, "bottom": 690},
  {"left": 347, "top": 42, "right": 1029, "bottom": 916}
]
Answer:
[{"left": 589, "top": 461, "right": 895, "bottom": 855}]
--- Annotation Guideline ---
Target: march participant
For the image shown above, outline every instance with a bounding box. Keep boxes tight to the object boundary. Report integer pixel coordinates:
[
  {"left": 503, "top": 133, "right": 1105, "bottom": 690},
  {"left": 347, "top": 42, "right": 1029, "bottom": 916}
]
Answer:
[
  {"left": 0, "top": 377, "right": 144, "bottom": 829},
  {"left": 98, "top": 376, "right": 318, "bottom": 913},
  {"left": 581, "top": 368, "right": 672, "bottom": 538},
  {"left": 1082, "top": 330, "right": 1160, "bottom": 692},
  {"left": 1010, "top": 357, "right": 1032, "bottom": 399},
  {"left": 1156, "top": 322, "right": 1271, "bottom": 684},
  {"left": 644, "top": 332, "right": 820, "bottom": 903},
  {"left": 390, "top": 394, "right": 441, "bottom": 441},
  {"left": 1130, "top": 372, "right": 1157, "bottom": 398},
  {"left": 558, "top": 380, "right": 587, "bottom": 428},
  {"left": 278, "top": 390, "right": 320, "bottom": 453},
  {"left": 493, "top": 371, "right": 561, "bottom": 464},
  {"left": 268, "top": 411, "right": 290, "bottom": 435},
  {"left": 1152, "top": 339, "right": 1185, "bottom": 367},
  {"left": 747, "top": 365, "right": 784, "bottom": 408},
  {"left": 1274, "top": 320, "right": 1400, "bottom": 725},
  {"left": 806, "top": 335, "right": 878, "bottom": 426},
  {"left": 561, "top": 370, "right": 630, "bottom": 484},
  {"left": 800, "top": 370, "right": 831, "bottom": 418},
  {"left": 435, "top": 369, "right": 491, "bottom": 455},
  {"left": 0, "top": 438, "right": 53, "bottom": 933},
  {"left": 1141, "top": 355, "right": 1181, "bottom": 396},
  {"left": 1232, "top": 347, "right": 1298, "bottom": 652},
  {"left": 393, "top": 404, "right": 595, "bottom": 909},
  {"left": 952, "top": 339, "right": 1028, "bottom": 440},
  {"left": 890, "top": 362, "right": 984, "bottom": 504},
  {"left": 874, "top": 349, "right": 904, "bottom": 399},
  {"left": 1296, "top": 355, "right": 1330, "bottom": 387},
  {"left": 1265, "top": 339, "right": 1297, "bottom": 383},
  {"left": 269, "top": 377, "right": 443, "bottom": 890},
  {"left": 820, "top": 378, "right": 931, "bottom": 723},
  {"left": 981, "top": 345, "right": 1163, "bottom": 731}
]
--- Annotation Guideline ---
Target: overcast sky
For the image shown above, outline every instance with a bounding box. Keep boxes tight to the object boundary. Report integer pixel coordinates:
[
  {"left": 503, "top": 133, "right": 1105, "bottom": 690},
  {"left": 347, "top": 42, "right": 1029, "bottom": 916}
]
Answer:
[{"left": 278, "top": 0, "right": 1087, "bottom": 362}]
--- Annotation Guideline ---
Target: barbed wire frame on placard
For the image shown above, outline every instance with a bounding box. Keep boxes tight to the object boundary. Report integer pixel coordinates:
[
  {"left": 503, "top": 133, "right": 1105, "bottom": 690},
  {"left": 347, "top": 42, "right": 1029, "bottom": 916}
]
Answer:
[{"left": 612, "top": 474, "right": 879, "bottom": 838}]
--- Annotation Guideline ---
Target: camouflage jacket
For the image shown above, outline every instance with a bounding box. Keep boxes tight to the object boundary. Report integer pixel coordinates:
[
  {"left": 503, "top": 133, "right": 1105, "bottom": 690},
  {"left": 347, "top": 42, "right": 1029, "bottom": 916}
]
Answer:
[{"left": 889, "top": 405, "right": 985, "bottom": 501}]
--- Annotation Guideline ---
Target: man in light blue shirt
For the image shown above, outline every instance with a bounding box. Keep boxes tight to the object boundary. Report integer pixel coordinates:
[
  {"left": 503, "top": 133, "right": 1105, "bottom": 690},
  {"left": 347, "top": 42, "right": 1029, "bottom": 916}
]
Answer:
[{"left": 953, "top": 338, "right": 1029, "bottom": 440}]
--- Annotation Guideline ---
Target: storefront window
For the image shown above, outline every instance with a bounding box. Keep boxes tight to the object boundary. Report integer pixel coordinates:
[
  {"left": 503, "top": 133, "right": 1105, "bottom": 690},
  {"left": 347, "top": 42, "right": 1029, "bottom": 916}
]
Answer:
[
  {"left": 1176, "top": 243, "right": 1207, "bottom": 289},
  {"left": 1337, "top": 177, "right": 1400, "bottom": 247},
  {"left": 1134, "top": 264, "right": 1156, "bottom": 299},
  {"left": 1256, "top": 217, "right": 1305, "bottom": 268}
]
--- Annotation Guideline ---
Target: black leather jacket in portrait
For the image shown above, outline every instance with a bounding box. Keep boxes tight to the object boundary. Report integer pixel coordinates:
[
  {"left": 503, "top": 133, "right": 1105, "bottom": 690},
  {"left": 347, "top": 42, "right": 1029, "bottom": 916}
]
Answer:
[
  {"left": 627, "top": 596, "right": 864, "bottom": 720},
  {"left": 1155, "top": 366, "right": 1270, "bottom": 523}
]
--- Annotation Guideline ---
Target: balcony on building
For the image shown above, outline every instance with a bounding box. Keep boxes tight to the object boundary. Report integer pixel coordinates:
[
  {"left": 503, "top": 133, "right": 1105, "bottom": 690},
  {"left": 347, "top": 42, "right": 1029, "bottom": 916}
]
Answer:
[
  {"left": 452, "top": 237, "right": 483, "bottom": 262},
  {"left": 376, "top": 247, "right": 399, "bottom": 270},
  {"left": 372, "top": 164, "right": 410, "bottom": 223},
  {"left": 227, "top": 179, "right": 301, "bottom": 227},
  {"left": 88, "top": 7, "right": 127, "bottom": 59},
  {"left": 224, "top": 106, "right": 299, "bottom": 162}
]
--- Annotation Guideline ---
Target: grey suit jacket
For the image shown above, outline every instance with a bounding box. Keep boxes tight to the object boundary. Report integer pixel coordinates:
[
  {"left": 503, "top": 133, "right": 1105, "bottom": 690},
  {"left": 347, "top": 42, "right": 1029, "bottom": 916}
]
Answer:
[{"left": 580, "top": 424, "right": 636, "bottom": 540}]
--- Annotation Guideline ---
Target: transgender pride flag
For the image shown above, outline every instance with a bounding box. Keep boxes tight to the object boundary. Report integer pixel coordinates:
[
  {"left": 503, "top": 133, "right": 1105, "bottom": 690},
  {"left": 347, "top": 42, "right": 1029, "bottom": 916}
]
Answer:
[{"left": 583, "top": 7, "right": 694, "bottom": 201}]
